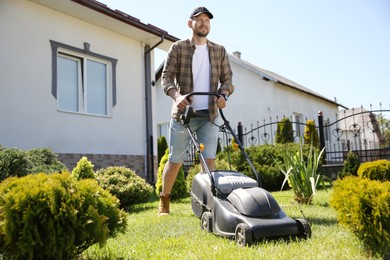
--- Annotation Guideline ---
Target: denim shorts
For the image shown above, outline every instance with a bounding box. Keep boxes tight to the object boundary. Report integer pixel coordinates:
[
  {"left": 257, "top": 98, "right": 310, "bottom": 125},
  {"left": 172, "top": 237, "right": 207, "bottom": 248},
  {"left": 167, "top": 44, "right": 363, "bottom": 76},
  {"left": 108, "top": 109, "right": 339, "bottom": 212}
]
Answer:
[{"left": 168, "top": 115, "right": 218, "bottom": 163}]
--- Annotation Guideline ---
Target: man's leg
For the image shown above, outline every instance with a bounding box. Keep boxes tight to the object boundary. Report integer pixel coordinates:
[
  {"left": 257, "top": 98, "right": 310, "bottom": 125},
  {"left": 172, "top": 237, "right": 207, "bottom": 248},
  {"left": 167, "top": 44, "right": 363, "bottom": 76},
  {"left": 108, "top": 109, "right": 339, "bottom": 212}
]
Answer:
[
  {"left": 201, "top": 158, "right": 215, "bottom": 172},
  {"left": 162, "top": 161, "right": 182, "bottom": 196},
  {"left": 158, "top": 160, "right": 183, "bottom": 216}
]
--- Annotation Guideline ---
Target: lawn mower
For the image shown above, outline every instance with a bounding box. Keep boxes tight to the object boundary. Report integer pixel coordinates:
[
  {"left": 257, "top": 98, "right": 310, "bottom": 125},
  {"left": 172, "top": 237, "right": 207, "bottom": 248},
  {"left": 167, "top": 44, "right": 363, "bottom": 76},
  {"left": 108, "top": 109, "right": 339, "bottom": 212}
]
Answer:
[{"left": 182, "top": 92, "right": 311, "bottom": 246}]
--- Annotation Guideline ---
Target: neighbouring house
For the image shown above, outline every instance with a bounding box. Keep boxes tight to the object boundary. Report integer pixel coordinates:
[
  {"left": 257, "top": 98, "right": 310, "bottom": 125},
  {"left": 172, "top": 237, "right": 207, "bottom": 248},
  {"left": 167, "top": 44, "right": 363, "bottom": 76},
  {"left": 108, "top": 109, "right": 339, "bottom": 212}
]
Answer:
[
  {"left": 0, "top": 0, "right": 179, "bottom": 183},
  {"left": 155, "top": 51, "right": 344, "bottom": 149},
  {"left": 324, "top": 107, "right": 384, "bottom": 163},
  {"left": 336, "top": 107, "right": 382, "bottom": 150}
]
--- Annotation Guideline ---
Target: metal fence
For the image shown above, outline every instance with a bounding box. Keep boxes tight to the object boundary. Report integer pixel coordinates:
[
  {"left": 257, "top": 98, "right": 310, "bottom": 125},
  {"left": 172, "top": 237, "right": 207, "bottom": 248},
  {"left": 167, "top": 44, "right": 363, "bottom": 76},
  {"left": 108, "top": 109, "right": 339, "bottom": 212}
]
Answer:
[{"left": 183, "top": 105, "right": 390, "bottom": 171}]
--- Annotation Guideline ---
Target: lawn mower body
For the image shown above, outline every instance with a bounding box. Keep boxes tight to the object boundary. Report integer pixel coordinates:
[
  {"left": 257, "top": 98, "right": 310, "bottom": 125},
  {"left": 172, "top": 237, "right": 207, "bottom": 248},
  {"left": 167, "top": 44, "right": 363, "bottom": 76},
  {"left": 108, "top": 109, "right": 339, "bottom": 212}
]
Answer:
[
  {"left": 183, "top": 92, "right": 311, "bottom": 245},
  {"left": 191, "top": 170, "right": 310, "bottom": 244}
]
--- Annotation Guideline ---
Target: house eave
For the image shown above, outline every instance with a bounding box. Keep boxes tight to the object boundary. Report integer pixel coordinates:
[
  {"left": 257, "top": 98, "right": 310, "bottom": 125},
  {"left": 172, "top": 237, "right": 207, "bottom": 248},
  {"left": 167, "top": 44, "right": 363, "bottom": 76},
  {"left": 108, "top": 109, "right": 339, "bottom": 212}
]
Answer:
[{"left": 29, "top": 0, "right": 179, "bottom": 51}]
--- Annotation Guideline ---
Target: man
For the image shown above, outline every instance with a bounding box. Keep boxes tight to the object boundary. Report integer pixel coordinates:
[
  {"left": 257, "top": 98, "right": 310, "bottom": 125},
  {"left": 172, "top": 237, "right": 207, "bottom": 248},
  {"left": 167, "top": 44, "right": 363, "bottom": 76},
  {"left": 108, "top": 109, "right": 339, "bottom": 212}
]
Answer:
[{"left": 159, "top": 6, "right": 234, "bottom": 215}]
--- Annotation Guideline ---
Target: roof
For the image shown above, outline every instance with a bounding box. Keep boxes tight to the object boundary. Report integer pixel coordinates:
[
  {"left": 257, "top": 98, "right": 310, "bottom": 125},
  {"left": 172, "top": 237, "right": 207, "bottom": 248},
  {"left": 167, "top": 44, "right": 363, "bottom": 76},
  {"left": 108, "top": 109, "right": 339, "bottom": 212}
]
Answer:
[
  {"left": 30, "top": 0, "right": 179, "bottom": 51},
  {"left": 228, "top": 54, "right": 345, "bottom": 108}
]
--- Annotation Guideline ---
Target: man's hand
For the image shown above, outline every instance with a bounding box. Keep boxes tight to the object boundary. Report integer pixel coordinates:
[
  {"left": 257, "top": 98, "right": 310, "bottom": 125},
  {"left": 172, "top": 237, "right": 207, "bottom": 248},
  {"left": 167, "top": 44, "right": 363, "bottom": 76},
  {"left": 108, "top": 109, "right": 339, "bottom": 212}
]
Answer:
[
  {"left": 168, "top": 89, "right": 191, "bottom": 111},
  {"left": 215, "top": 91, "right": 229, "bottom": 109}
]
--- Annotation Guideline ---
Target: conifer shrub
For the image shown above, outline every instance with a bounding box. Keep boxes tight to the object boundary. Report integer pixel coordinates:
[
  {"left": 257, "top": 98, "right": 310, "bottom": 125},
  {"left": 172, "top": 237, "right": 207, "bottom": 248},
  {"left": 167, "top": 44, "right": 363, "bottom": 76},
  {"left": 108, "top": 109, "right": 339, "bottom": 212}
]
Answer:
[
  {"left": 95, "top": 166, "right": 153, "bottom": 209},
  {"left": 330, "top": 176, "right": 390, "bottom": 257},
  {"left": 303, "top": 119, "right": 319, "bottom": 148},
  {"left": 27, "top": 147, "right": 67, "bottom": 174},
  {"left": 72, "top": 156, "right": 95, "bottom": 180},
  {"left": 0, "top": 172, "right": 127, "bottom": 259},
  {"left": 338, "top": 151, "right": 360, "bottom": 178},
  {"left": 157, "top": 136, "right": 168, "bottom": 166},
  {"left": 357, "top": 159, "right": 389, "bottom": 181},
  {"left": 0, "top": 147, "right": 67, "bottom": 182},
  {"left": 275, "top": 117, "right": 294, "bottom": 144},
  {"left": 0, "top": 147, "right": 32, "bottom": 181},
  {"left": 155, "top": 149, "right": 187, "bottom": 199}
]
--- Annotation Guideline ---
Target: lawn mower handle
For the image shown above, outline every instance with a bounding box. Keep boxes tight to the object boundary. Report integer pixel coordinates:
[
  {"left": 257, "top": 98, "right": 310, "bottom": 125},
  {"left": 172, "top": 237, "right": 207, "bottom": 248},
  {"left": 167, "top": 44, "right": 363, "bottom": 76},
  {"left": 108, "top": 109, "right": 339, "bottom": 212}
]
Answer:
[{"left": 182, "top": 92, "right": 262, "bottom": 188}]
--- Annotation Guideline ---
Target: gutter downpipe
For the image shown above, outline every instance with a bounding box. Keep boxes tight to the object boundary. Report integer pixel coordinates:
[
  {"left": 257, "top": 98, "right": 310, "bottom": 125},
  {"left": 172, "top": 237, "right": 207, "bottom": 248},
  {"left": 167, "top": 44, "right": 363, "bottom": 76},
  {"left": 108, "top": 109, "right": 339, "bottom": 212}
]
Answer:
[{"left": 144, "top": 36, "right": 164, "bottom": 184}]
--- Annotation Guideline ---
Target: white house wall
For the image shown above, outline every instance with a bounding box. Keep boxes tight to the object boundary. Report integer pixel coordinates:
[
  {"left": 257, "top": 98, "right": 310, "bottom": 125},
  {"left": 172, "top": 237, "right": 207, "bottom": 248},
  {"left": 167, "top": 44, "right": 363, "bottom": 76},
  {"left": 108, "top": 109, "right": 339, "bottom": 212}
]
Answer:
[
  {"left": 155, "top": 55, "right": 338, "bottom": 144},
  {"left": 0, "top": 1, "right": 146, "bottom": 159},
  {"left": 224, "top": 59, "right": 338, "bottom": 131}
]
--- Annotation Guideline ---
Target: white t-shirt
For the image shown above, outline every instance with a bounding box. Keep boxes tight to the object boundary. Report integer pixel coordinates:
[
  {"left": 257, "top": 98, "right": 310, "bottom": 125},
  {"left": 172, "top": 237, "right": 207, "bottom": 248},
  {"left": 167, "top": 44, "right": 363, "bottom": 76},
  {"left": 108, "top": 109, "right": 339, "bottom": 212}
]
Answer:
[{"left": 192, "top": 43, "right": 211, "bottom": 110}]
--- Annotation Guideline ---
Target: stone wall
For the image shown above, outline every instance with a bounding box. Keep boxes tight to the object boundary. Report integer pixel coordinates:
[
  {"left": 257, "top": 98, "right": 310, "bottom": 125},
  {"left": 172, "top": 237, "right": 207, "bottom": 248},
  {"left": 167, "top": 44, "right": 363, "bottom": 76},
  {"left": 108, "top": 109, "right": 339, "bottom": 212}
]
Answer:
[{"left": 57, "top": 153, "right": 146, "bottom": 178}]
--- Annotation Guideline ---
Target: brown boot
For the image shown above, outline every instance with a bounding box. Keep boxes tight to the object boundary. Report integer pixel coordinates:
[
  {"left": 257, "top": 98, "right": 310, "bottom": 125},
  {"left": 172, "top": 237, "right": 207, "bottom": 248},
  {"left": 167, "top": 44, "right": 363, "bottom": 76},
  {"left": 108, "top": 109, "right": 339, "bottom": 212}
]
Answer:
[{"left": 158, "top": 193, "right": 170, "bottom": 216}]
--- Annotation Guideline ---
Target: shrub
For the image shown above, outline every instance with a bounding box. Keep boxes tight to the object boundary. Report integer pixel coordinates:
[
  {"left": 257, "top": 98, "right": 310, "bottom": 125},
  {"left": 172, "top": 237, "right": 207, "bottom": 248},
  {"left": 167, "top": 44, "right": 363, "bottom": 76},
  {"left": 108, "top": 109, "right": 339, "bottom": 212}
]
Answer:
[
  {"left": 357, "top": 160, "right": 389, "bottom": 181},
  {"left": 216, "top": 143, "right": 317, "bottom": 191},
  {"left": 155, "top": 149, "right": 187, "bottom": 199},
  {"left": 28, "top": 147, "right": 67, "bottom": 174},
  {"left": 303, "top": 119, "right": 319, "bottom": 148},
  {"left": 338, "top": 151, "right": 360, "bottom": 179},
  {"left": 72, "top": 156, "right": 95, "bottom": 180},
  {"left": 95, "top": 166, "right": 153, "bottom": 209},
  {"left": 157, "top": 136, "right": 168, "bottom": 166},
  {"left": 0, "top": 147, "right": 67, "bottom": 182},
  {"left": 330, "top": 176, "right": 390, "bottom": 257},
  {"left": 0, "top": 147, "right": 32, "bottom": 181},
  {"left": 275, "top": 117, "right": 294, "bottom": 144},
  {"left": 278, "top": 143, "right": 326, "bottom": 204},
  {"left": 0, "top": 172, "right": 127, "bottom": 259}
]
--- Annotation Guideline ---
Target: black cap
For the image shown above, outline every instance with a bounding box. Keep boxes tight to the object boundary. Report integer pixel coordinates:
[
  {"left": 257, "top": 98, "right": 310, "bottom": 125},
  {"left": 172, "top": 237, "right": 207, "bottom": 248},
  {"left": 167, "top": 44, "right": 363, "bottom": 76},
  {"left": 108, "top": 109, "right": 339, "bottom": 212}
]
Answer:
[{"left": 190, "top": 6, "right": 213, "bottom": 19}]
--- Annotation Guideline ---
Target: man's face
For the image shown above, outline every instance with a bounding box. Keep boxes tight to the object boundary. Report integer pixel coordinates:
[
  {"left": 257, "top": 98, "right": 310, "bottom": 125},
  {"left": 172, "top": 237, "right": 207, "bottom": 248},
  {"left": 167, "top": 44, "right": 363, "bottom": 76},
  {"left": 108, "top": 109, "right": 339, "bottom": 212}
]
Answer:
[{"left": 189, "top": 13, "right": 210, "bottom": 37}]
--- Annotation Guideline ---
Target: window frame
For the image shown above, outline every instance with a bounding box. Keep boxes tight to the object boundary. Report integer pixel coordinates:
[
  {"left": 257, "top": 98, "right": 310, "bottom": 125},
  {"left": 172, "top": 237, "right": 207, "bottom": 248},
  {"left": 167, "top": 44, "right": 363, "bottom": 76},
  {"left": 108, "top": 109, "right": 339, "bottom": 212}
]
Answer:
[
  {"left": 293, "top": 112, "right": 303, "bottom": 139},
  {"left": 50, "top": 40, "right": 117, "bottom": 116}
]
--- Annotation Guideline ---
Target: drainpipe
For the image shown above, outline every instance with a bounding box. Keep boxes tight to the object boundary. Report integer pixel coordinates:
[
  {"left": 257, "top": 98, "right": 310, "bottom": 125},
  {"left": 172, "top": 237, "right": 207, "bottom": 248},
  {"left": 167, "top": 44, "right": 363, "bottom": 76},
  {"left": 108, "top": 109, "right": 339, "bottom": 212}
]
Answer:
[{"left": 144, "top": 36, "right": 164, "bottom": 184}]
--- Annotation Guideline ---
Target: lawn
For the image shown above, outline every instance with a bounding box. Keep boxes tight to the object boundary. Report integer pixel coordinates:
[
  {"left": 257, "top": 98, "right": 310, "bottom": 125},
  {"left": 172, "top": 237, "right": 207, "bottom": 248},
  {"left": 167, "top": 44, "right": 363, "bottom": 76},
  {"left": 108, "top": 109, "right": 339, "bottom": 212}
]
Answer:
[{"left": 81, "top": 189, "right": 377, "bottom": 260}]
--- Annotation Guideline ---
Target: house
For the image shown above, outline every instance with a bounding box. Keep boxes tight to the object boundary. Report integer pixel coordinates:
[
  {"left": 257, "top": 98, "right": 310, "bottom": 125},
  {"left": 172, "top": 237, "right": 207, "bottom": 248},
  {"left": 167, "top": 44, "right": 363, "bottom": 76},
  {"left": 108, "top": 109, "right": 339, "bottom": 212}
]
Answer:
[
  {"left": 0, "top": 0, "right": 179, "bottom": 183},
  {"left": 321, "top": 107, "right": 385, "bottom": 163},
  {"left": 155, "top": 51, "right": 343, "bottom": 148}
]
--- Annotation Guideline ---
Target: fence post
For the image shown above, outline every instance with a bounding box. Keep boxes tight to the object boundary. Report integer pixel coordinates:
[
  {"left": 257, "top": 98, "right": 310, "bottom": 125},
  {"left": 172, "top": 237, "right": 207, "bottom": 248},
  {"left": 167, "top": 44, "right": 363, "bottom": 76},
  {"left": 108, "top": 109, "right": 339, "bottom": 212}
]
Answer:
[
  {"left": 237, "top": 121, "right": 244, "bottom": 145},
  {"left": 318, "top": 111, "right": 325, "bottom": 150}
]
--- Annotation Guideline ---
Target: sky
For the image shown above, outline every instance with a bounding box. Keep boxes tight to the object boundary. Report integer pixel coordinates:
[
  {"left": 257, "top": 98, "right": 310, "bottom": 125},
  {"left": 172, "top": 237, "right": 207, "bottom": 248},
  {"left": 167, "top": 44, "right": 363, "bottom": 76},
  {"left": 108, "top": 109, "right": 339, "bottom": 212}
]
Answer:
[{"left": 101, "top": 0, "right": 390, "bottom": 110}]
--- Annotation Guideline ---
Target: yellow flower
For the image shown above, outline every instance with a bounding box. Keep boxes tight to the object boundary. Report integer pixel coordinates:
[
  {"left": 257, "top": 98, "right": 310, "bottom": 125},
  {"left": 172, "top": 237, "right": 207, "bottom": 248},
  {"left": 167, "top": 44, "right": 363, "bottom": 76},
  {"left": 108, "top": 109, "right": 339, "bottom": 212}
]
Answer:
[
  {"left": 199, "top": 143, "right": 205, "bottom": 152},
  {"left": 233, "top": 143, "right": 239, "bottom": 151}
]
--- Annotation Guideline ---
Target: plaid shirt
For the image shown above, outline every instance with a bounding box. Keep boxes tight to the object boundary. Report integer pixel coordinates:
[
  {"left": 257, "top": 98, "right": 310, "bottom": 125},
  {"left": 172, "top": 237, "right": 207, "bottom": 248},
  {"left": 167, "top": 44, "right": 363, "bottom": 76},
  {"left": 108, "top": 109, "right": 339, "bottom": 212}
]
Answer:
[{"left": 162, "top": 38, "right": 234, "bottom": 121}]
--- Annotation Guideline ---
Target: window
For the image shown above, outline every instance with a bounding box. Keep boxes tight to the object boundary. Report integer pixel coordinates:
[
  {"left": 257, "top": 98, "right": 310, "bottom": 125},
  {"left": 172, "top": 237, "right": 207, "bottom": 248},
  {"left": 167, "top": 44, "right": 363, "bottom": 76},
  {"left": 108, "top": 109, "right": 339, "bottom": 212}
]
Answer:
[
  {"left": 51, "top": 40, "right": 117, "bottom": 116},
  {"left": 293, "top": 113, "right": 303, "bottom": 139},
  {"left": 158, "top": 123, "right": 169, "bottom": 139}
]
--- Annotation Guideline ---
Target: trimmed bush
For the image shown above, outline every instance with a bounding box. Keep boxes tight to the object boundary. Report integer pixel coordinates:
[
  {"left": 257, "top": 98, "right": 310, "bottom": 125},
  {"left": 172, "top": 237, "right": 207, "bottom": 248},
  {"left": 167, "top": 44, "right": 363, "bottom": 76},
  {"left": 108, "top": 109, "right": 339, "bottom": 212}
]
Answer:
[
  {"left": 28, "top": 147, "right": 67, "bottom": 174},
  {"left": 0, "top": 147, "right": 32, "bottom": 181},
  {"left": 0, "top": 147, "right": 67, "bottom": 182},
  {"left": 330, "top": 176, "right": 390, "bottom": 257},
  {"left": 0, "top": 172, "right": 127, "bottom": 259},
  {"left": 72, "top": 156, "right": 95, "bottom": 180},
  {"left": 357, "top": 159, "right": 389, "bottom": 181},
  {"left": 155, "top": 149, "right": 187, "bottom": 199},
  {"left": 95, "top": 166, "right": 153, "bottom": 209}
]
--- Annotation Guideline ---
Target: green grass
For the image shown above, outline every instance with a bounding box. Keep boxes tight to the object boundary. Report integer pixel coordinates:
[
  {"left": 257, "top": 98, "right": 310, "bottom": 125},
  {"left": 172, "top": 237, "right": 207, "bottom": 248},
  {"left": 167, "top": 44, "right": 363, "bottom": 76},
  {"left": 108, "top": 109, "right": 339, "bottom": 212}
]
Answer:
[{"left": 81, "top": 189, "right": 377, "bottom": 260}]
